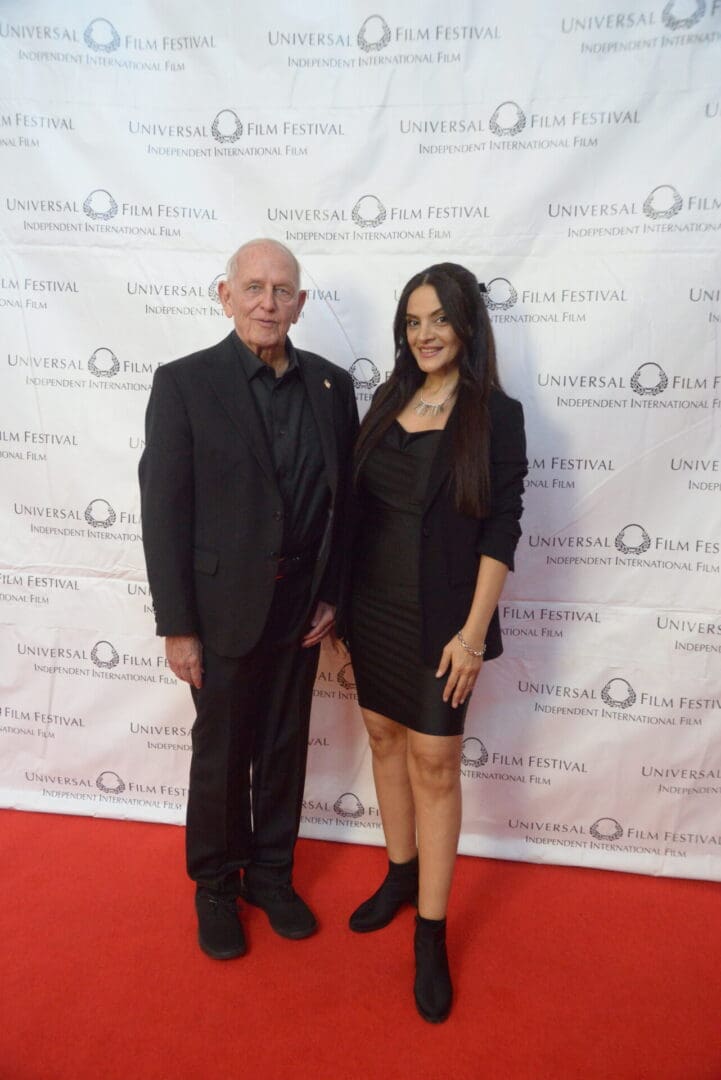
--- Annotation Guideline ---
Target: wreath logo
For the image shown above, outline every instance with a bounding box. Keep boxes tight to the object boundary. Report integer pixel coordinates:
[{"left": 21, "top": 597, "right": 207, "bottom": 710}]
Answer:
[
  {"left": 489, "top": 101, "right": 527, "bottom": 137},
  {"left": 83, "top": 18, "right": 121, "bottom": 52},
  {"left": 211, "top": 109, "right": 243, "bottom": 143},
  {"left": 661, "top": 0, "right": 705, "bottom": 31},
  {"left": 333, "top": 792, "right": 365, "bottom": 818},
  {"left": 349, "top": 357, "right": 381, "bottom": 390},
  {"left": 357, "top": 15, "right": 392, "bottom": 52},
  {"left": 630, "top": 362, "right": 668, "bottom": 397},
  {"left": 643, "top": 185, "right": 683, "bottom": 220},
  {"left": 91, "top": 641, "right": 120, "bottom": 670},
  {"left": 208, "top": 274, "right": 225, "bottom": 304},
  {"left": 96, "top": 770, "right": 126, "bottom": 793},
  {"left": 461, "top": 737, "right": 489, "bottom": 768},
  {"left": 337, "top": 662, "right": 356, "bottom": 691},
  {"left": 351, "top": 195, "right": 387, "bottom": 229},
  {"left": 601, "top": 678, "right": 637, "bottom": 709},
  {"left": 485, "top": 277, "right": 519, "bottom": 311},
  {"left": 614, "top": 524, "right": 652, "bottom": 556},
  {"left": 83, "top": 189, "right": 118, "bottom": 221},
  {"left": 84, "top": 499, "right": 117, "bottom": 529},
  {"left": 590, "top": 817, "right": 624, "bottom": 841},
  {"left": 88, "top": 348, "right": 120, "bottom": 378}
]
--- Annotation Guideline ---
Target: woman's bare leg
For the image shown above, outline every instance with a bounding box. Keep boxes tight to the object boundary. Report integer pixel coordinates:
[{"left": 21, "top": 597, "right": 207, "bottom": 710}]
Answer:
[
  {"left": 406, "top": 731, "right": 462, "bottom": 918},
  {"left": 360, "top": 708, "right": 416, "bottom": 862}
]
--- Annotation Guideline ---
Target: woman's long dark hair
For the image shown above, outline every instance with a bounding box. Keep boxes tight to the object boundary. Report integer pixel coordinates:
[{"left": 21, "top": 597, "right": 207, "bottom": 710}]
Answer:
[{"left": 354, "top": 262, "right": 501, "bottom": 518}]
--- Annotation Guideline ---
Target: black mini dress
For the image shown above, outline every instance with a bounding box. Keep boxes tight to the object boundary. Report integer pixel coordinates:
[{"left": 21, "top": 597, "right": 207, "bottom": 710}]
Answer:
[{"left": 349, "top": 420, "right": 469, "bottom": 736}]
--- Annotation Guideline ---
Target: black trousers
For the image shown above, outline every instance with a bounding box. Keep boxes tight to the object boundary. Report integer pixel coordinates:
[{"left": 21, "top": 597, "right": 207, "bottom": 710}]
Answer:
[{"left": 186, "top": 572, "right": 320, "bottom": 890}]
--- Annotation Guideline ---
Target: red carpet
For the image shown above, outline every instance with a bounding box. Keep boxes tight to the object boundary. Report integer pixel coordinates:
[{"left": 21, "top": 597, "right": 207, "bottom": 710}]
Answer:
[{"left": 1, "top": 809, "right": 719, "bottom": 1080}]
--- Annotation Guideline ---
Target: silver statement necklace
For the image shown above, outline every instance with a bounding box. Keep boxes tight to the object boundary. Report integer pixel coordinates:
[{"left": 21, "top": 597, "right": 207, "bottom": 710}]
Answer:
[{"left": 413, "top": 377, "right": 458, "bottom": 418}]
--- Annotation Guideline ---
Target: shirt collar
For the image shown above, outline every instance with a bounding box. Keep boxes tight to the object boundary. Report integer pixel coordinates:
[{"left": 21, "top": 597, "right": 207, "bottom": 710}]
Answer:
[{"left": 231, "top": 332, "right": 300, "bottom": 382}]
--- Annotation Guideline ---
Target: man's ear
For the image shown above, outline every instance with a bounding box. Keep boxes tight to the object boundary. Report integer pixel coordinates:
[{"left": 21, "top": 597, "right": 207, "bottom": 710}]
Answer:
[{"left": 217, "top": 279, "right": 233, "bottom": 316}]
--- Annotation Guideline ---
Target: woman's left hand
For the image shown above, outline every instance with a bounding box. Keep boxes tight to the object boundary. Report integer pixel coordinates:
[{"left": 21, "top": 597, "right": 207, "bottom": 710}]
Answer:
[{"left": 436, "top": 635, "right": 484, "bottom": 708}]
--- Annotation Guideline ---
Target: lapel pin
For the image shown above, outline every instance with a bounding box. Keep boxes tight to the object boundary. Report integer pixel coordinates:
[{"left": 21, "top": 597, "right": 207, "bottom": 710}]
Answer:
[{"left": 323, "top": 378, "right": 331, "bottom": 389}]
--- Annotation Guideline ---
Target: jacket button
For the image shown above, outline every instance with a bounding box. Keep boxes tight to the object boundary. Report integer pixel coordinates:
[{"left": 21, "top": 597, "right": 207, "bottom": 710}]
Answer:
[
  {"left": 269, "top": 551, "right": 278, "bottom": 559},
  {"left": 273, "top": 510, "right": 283, "bottom": 521},
  {"left": 422, "top": 526, "right": 430, "bottom": 538}
]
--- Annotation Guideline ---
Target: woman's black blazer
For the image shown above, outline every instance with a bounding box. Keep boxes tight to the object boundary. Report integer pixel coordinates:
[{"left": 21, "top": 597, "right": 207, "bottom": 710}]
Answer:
[{"left": 416, "top": 388, "right": 527, "bottom": 665}]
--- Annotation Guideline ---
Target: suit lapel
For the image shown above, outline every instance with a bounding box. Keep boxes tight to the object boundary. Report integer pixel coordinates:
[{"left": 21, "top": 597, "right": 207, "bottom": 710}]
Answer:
[
  {"left": 203, "top": 334, "right": 276, "bottom": 485},
  {"left": 299, "top": 353, "right": 338, "bottom": 494}
]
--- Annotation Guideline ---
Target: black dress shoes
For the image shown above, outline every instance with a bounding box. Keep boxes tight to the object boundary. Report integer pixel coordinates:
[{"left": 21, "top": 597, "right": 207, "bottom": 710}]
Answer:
[
  {"left": 195, "top": 886, "right": 246, "bottom": 960},
  {"left": 349, "top": 855, "right": 419, "bottom": 933},
  {"left": 241, "top": 880, "right": 318, "bottom": 940},
  {"left": 413, "top": 914, "right": 452, "bottom": 1023}
]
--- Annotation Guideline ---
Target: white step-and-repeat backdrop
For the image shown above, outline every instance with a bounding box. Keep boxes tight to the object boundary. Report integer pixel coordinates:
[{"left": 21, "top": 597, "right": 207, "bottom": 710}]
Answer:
[{"left": 1, "top": 1, "right": 720, "bottom": 881}]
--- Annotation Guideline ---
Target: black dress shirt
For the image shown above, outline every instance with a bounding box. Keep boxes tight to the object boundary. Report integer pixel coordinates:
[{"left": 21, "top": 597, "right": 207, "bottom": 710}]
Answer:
[{"left": 231, "top": 332, "right": 329, "bottom": 557}]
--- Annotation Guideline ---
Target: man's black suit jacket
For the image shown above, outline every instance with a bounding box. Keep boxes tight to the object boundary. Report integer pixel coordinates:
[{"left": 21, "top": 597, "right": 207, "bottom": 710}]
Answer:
[{"left": 139, "top": 332, "right": 359, "bottom": 658}]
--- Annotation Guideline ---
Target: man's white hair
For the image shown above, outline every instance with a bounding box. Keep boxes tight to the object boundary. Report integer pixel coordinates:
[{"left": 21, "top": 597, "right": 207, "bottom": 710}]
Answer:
[{"left": 224, "top": 238, "right": 301, "bottom": 289}]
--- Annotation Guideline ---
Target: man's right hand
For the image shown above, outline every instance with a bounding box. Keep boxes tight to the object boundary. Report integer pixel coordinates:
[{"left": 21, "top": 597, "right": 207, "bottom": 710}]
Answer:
[{"left": 165, "top": 635, "right": 203, "bottom": 689}]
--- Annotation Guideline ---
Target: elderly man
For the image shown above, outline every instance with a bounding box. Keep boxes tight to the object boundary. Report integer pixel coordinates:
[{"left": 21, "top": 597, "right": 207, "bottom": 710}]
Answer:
[{"left": 139, "top": 239, "right": 358, "bottom": 959}]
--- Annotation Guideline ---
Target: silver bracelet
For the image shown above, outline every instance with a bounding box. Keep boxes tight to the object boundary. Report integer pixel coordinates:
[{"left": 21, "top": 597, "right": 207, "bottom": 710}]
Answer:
[{"left": 457, "top": 630, "right": 486, "bottom": 657}]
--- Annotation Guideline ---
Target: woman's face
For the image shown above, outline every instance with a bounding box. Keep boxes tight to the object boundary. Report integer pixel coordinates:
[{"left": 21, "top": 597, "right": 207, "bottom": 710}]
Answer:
[{"left": 405, "top": 284, "right": 462, "bottom": 379}]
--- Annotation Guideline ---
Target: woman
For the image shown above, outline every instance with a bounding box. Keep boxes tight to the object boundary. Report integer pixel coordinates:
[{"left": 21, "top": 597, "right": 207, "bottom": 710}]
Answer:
[{"left": 347, "top": 262, "right": 527, "bottom": 1023}]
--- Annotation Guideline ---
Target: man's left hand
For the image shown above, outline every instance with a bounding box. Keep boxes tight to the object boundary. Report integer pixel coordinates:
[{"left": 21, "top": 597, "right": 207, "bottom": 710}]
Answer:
[{"left": 302, "top": 601, "right": 336, "bottom": 647}]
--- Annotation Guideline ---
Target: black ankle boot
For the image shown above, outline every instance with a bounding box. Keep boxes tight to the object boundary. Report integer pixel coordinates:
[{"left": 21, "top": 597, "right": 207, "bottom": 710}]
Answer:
[
  {"left": 414, "top": 914, "right": 452, "bottom": 1023},
  {"left": 348, "top": 855, "right": 418, "bottom": 933}
]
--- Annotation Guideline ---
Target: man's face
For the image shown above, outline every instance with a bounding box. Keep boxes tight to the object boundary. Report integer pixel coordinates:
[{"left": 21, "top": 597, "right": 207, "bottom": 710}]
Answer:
[{"left": 218, "top": 243, "right": 306, "bottom": 361}]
